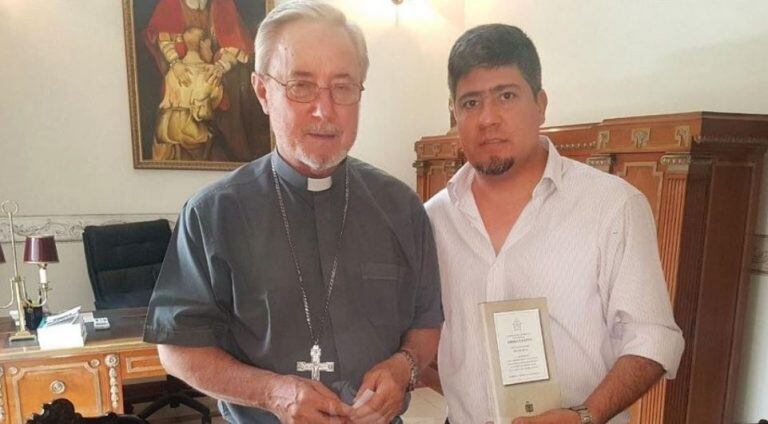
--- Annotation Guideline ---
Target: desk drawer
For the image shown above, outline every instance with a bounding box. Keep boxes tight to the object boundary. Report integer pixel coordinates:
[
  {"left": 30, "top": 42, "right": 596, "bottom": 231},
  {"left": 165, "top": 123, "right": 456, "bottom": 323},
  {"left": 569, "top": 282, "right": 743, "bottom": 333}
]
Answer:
[
  {"left": 121, "top": 348, "right": 165, "bottom": 379},
  {"left": 2, "top": 354, "right": 114, "bottom": 423}
]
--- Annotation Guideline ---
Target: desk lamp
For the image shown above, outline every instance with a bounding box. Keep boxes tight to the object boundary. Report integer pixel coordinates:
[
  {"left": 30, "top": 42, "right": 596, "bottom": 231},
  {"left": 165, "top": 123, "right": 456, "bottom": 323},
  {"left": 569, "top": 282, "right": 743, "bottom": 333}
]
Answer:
[{"left": 1, "top": 201, "right": 59, "bottom": 342}]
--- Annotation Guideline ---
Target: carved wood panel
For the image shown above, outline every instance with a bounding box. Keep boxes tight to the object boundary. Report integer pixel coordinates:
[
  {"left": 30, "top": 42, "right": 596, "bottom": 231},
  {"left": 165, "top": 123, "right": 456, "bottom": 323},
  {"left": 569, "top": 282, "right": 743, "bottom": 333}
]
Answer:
[
  {"left": 663, "top": 171, "right": 711, "bottom": 423},
  {"left": 4, "top": 356, "right": 107, "bottom": 423},
  {"left": 615, "top": 159, "right": 665, "bottom": 221},
  {"left": 120, "top": 349, "right": 164, "bottom": 380}
]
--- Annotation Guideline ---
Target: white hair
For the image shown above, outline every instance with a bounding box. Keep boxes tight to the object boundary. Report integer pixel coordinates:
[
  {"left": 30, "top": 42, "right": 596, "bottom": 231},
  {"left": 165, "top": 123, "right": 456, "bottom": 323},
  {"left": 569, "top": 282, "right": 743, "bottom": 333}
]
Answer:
[{"left": 254, "top": 0, "right": 369, "bottom": 81}]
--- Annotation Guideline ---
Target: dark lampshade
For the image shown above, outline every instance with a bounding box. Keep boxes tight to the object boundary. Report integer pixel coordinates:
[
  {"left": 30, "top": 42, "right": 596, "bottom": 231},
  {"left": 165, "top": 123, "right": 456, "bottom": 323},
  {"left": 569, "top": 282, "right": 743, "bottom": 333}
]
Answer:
[
  {"left": 23, "top": 236, "right": 59, "bottom": 264},
  {"left": 0, "top": 243, "right": 5, "bottom": 264}
]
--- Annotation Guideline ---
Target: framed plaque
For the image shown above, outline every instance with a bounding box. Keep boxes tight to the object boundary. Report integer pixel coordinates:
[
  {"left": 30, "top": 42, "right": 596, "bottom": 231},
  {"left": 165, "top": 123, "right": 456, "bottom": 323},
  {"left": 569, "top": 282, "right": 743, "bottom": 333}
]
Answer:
[{"left": 480, "top": 297, "right": 561, "bottom": 421}]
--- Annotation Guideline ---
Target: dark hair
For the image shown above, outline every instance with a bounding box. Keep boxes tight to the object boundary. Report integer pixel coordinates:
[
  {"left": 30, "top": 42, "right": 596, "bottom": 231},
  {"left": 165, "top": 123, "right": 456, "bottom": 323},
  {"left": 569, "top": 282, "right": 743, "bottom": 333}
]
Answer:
[{"left": 448, "top": 24, "right": 542, "bottom": 99}]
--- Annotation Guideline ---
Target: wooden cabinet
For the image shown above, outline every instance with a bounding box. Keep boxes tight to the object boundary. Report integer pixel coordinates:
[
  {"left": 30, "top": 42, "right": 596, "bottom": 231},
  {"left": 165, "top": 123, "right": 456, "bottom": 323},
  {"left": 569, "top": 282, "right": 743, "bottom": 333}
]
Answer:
[
  {"left": 414, "top": 130, "right": 464, "bottom": 203},
  {"left": 414, "top": 112, "right": 768, "bottom": 423}
]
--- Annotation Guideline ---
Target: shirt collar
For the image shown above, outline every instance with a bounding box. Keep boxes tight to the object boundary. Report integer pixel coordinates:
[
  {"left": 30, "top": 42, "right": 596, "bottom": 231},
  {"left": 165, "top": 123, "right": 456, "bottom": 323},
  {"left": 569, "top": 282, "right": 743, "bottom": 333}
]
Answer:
[
  {"left": 271, "top": 150, "right": 343, "bottom": 192},
  {"left": 538, "top": 135, "right": 563, "bottom": 194},
  {"left": 447, "top": 135, "right": 564, "bottom": 205}
]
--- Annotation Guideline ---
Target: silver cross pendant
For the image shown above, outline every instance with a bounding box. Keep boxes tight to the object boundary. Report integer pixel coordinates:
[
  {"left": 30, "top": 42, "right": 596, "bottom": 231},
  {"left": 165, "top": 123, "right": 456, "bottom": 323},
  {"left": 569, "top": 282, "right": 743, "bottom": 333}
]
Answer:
[{"left": 296, "top": 344, "right": 334, "bottom": 381}]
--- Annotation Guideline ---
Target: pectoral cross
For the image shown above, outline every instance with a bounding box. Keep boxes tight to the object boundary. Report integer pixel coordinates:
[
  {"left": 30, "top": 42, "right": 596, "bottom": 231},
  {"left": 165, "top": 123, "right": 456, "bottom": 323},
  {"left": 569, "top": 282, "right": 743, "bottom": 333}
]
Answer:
[{"left": 296, "top": 344, "right": 334, "bottom": 381}]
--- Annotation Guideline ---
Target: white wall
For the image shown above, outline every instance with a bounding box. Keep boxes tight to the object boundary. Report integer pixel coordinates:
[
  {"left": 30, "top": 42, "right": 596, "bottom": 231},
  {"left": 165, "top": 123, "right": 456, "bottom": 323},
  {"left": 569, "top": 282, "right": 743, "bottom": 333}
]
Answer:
[{"left": 465, "top": 1, "right": 768, "bottom": 421}]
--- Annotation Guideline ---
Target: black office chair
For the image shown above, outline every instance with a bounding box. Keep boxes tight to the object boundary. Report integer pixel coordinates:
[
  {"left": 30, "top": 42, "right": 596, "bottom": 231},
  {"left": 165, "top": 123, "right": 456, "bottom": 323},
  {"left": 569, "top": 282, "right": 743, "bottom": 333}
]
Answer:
[
  {"left": 83, "top": 219, "right": 171, "bottom": 309},
  {"left": 27, "top": 398, "right": 149, "bottom": 424},
  {"left": 82, "top": 220, "right": 211, "bottom": 424}
]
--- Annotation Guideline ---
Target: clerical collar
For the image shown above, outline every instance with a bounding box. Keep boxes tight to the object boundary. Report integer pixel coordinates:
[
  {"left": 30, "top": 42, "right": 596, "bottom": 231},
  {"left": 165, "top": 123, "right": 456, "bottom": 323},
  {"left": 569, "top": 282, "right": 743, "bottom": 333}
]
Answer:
[{"left": 271, "top": 152, "right": 345, "bottom": 192}]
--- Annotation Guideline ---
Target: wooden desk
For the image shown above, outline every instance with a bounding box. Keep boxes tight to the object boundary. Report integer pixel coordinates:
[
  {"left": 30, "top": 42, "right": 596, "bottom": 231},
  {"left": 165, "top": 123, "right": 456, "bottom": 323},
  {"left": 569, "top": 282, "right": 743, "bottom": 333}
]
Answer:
[{"left": 0, "top": 308, "right": 164, "bottom": 423}]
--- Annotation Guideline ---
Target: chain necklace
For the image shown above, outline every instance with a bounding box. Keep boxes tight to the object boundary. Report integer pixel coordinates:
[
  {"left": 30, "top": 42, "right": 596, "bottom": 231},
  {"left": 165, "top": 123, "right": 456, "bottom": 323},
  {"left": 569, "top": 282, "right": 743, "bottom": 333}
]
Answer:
[{"left": 271, "top": 158, "right": 350, "bottom": 380}]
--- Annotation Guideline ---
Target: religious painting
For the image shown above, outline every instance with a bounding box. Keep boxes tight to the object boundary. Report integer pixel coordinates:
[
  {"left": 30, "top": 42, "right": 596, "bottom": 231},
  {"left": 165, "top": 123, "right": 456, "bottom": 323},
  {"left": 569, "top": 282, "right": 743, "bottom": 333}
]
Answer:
[{"left": 123, "top": 0, "right": 274, "bottom": 170}]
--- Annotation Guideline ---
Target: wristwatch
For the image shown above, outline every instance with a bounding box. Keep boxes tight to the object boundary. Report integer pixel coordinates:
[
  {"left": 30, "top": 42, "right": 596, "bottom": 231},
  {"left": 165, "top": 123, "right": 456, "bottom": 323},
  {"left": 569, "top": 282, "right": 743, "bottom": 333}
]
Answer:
[{"left": 569, "top": 405, "right": 594, "bottom": 424}]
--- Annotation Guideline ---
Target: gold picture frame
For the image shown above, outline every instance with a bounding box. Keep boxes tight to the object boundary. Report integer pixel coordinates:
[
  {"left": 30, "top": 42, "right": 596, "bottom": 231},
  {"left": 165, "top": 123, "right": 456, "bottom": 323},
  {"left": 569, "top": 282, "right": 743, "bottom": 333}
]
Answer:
[{"left": 123, "top": 0, "right": 275, "bottom": 171}]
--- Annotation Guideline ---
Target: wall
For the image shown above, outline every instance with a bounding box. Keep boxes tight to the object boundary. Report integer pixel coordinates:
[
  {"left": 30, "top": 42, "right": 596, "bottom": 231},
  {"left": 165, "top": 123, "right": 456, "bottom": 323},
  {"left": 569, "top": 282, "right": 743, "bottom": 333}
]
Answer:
[{"left": 465, "top": 0, "right": 768, "bottom": 421}]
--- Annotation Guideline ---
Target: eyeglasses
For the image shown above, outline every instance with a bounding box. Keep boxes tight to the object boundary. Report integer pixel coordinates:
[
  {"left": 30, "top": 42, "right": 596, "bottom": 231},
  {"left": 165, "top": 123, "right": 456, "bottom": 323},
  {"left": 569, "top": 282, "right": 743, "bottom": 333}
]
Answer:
[{"left": 263, "top": 73, "right": 364, "bottom": 105}]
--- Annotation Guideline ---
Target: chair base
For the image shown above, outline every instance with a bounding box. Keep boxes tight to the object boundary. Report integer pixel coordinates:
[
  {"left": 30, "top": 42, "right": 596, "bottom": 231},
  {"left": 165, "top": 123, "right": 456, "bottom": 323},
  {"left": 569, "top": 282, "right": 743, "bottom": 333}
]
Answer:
[{"left": 137, "top": 393, "right": 211, "bottom": 424}]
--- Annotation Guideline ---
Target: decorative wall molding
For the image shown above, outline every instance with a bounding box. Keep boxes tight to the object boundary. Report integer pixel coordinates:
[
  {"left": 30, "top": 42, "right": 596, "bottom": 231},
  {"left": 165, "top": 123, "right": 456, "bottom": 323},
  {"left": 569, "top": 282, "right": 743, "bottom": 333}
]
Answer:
[
  {"left": 753, "top": 234, "right": 768, "bottom": 275},
  {"left": 2, "top": 215, "right": 767, "bottom": 275},
  {"left": 0, "top": 214, "right": 177, "bottom": 243}
]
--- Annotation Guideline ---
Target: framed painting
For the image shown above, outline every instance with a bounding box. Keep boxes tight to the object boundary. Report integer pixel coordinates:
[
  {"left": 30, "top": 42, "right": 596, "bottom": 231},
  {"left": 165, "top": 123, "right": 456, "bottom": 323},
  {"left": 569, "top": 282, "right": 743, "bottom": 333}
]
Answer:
[{"left": 123, "top": 0, "right": 274, "bottom": 170}]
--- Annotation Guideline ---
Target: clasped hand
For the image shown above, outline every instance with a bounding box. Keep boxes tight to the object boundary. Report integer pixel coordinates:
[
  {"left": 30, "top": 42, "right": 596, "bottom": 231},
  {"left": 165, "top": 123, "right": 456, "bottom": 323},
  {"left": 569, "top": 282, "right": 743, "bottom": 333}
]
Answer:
[
  {"left": 348, "top": 354, "right": 410, "bottom": 424},
  {"left": 270, "top": 354, "right": 409, "bottom": 424},
  {"left": 270, "top": 374, "right": 351, "bottom": 424}
]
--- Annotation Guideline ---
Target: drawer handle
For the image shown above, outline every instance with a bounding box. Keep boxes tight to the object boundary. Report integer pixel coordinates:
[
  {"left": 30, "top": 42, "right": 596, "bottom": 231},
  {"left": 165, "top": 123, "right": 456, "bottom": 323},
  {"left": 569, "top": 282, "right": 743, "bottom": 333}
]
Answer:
[{"left": 50, "top": 380, "right": 66, "bottom": 394}]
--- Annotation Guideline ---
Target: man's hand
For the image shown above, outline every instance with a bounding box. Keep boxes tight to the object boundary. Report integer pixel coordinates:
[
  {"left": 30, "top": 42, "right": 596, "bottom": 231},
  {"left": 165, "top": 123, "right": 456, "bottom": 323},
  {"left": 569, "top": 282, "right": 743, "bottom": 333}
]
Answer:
[
  {"left": 349, "top": 354, "right": 410, "bottom": 423},
  {"left": 511, "top": 409, "right": 581, "bottom": 424},
  {"left": 171, "top": 61, "right": 191, "bottom": 86},
  {"left": 268, "top": 374, "right": 352, "bottom": 424}
]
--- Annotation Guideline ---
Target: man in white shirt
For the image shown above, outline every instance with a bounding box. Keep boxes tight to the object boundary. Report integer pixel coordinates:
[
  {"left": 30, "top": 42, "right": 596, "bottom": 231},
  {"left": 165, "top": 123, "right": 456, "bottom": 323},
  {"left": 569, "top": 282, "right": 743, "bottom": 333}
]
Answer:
[{"left": 425, "top": 24, "right": 684, "bottom": 424}]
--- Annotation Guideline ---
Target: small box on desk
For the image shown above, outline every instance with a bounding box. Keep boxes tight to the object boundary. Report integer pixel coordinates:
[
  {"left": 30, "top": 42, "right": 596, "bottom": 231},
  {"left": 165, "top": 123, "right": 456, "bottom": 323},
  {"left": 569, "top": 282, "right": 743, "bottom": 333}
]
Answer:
[{"left": 36, "top": 314, "right": 87, "bottom": 350}]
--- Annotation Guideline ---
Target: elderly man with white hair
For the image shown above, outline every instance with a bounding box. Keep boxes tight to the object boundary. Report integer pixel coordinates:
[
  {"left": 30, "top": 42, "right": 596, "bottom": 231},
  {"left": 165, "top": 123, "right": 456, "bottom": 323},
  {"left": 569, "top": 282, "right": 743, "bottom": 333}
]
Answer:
[{"left": 143, "top": 2, "right": 442, "bottom": 423}]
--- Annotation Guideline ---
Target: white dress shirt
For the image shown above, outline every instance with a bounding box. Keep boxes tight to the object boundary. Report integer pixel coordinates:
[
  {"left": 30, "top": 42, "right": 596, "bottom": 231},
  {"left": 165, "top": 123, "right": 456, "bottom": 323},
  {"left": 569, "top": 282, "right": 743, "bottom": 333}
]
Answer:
[{"left": 425, "top": 137, "right": 684, "bottom": 424}]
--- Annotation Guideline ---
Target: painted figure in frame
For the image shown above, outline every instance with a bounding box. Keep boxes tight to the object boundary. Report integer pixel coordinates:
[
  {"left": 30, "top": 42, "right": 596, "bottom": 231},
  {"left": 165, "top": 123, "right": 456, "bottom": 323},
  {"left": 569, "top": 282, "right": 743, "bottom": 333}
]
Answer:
[{"left": 140, "top": 0, "right": 271, "bottom": 163}]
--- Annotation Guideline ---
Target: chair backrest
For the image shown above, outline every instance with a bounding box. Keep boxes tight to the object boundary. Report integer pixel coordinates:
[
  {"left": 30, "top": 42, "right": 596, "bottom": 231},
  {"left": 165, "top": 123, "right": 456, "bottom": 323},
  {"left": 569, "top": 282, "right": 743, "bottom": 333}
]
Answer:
[
  {"left": 82, "top": 219, "right": 171, "bottom": 310},
  {"left": 26, "top": 398, "right": 149, "bottom": 424}
]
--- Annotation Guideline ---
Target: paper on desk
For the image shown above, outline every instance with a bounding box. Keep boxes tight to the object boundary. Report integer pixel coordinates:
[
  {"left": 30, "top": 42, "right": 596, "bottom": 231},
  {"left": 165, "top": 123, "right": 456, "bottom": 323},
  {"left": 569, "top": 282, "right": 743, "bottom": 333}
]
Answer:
[{"left": 44, "top": 306, "right": 81, "bottom": 326}]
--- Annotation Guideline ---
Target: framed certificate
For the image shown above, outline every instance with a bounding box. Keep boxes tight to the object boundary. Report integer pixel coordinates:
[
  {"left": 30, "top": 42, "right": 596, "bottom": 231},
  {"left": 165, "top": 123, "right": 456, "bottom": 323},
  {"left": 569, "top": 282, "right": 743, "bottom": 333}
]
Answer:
[{"left": 480, "top": 298, "right": 561, "bottom": 421}]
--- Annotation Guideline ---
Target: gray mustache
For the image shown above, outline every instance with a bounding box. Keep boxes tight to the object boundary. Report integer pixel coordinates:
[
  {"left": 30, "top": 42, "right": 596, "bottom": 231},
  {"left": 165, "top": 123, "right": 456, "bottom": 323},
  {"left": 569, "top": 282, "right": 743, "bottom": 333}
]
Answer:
[{"left": 305, "top": 123, "right": 341, "bottom": 136}]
